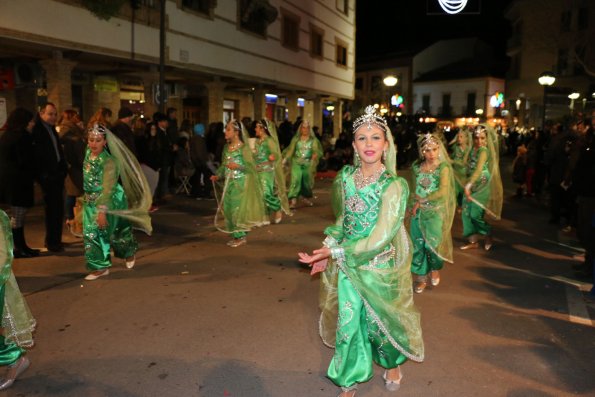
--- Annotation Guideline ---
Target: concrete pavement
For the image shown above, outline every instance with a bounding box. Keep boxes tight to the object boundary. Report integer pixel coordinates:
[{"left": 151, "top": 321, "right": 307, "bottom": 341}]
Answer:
[{"left": 6, "top": 167, "right": 595, "bottom": 397}]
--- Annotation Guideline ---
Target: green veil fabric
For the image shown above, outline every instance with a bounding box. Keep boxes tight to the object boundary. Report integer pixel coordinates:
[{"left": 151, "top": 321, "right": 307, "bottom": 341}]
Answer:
[
  {"left": 318, "top": 109, "right": 424, "bottom": 362},
  {"left": 0, "top": 210, "right": 36, "bottom": 348},
  {"left": 281, "top": 121, "right": 323, "bottom": 189},
  {"left": 104, "top": 127, "right": 153, "bottom": 235},
  {"left": 449, "top": 128, "right": 472, "bottom": 189},
  {"left": 265, "top": 120, "right": 291, "bottom": 215},
  {"left": 469, "top": 124, "right": 503, "bottom": 220},
  {"left": 410, "top": 133, "right": 457, "bottom": 263},
  {"left": 213, "top": 120, "right": 269, "bottom": 233}
]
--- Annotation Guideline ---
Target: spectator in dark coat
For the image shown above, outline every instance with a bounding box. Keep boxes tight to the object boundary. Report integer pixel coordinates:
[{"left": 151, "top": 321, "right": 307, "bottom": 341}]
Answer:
[
  {"left": 277, "top": 119, "right": 293, "bottom": 150},
  {"left": 0, "top": 108, "right": 39, "bottom": 257},
  {"left": 57, "top": 109, "right": 86, "bottom": 234},
  {"left": 206, "top": 122, "right": 225, "bottom": 164},
  {"left": 110, "top": 107, "right": 137, "bottom": 156},
  {"left": 32, "top": 102, "right": 67, "bottom": 252},
  {"left": 166, "top": 107, "right": 179, "bottom": 145},
  {"left": 189, "top": 123, "right": 213, "bottom": 198},
  {"left": 153, "top": 112, "right": 173, "bottom": 203},
  {"left": 544, "top": 124, "right": 572, "bottom": 225},
  {"left": 566, "top": 120, "right": 595, "bottom": 281}
]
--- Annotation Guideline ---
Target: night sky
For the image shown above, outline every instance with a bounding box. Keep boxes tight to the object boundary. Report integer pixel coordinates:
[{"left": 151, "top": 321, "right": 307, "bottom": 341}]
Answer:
[{"left": 356, "top": 0, "right": 514, "bottom": 61}]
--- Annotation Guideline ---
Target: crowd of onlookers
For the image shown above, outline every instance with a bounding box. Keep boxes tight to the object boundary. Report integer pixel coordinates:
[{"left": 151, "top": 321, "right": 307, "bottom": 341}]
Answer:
[{"left": 506, "top": 116, "right": 595, "bottom": 284}]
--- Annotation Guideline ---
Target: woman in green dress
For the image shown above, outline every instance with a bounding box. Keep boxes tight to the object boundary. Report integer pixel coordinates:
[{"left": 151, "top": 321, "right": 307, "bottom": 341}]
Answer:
[
  {"left": 410, "top": 133, "right": 456, "bottom": 293},
  {"left": 253, "top": 119, "right": 290, "bottom": 224},
  {"left": 450, "top": 128, "right": 472, "bottom": 208},
  {"left": 211, "top": 120, "right": 268, "bottom": 247},
  {"left": 460, "top": 125, "right": 503, "bottom": 250},
  {"left": 298, "top": 106, "right": 424, "bottom": 397},
  {"left": 282, "top": 120, "right": 323, "bottom": 209},
  {"left": 0, "top": 209, "right": 36, "bottom": 390},
  {"left": 83, "top": 124, "right": 152, "bottom": 280}
]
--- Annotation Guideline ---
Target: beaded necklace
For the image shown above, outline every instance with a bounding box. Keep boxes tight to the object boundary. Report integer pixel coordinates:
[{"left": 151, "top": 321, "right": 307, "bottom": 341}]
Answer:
[{"left": 354, "top": 164, "right": 386, "bottom": 190}]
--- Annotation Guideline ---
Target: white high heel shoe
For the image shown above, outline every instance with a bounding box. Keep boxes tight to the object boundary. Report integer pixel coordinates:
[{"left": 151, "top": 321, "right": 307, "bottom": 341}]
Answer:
[{"left": 383, "top": 367, "right": 403, "bottom": 391}]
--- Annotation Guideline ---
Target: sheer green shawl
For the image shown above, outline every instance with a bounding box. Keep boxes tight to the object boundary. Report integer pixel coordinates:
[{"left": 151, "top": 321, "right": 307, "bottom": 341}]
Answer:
[{"left": 0, "top": 210, "right": 36, "bottom": 347}]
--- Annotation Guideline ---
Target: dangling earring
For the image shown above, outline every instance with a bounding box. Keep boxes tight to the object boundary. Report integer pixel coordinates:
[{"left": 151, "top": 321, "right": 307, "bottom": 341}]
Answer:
[{"left": 355, "top": 151, "right": 360, "bottom": 161}]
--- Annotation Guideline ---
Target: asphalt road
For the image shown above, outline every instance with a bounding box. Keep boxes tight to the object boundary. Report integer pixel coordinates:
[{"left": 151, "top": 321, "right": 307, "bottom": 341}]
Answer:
[{"left": 6, "top": 167, "right": 595, "bottom": 397}]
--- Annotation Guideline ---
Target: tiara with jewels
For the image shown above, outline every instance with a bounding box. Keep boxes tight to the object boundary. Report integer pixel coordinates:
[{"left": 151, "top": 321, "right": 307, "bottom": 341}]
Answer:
[
  {"left": 353, "top": 105, "right": 389, "bottom": 133},
  {"left": 473, "top": 126, "right": 487, "bottom": 137},
  {"left": 420, "top": 133, "right": 439, "bottom": 149},
  {"left": 89, "top": 123, "right": 107, "bottom": 137}
]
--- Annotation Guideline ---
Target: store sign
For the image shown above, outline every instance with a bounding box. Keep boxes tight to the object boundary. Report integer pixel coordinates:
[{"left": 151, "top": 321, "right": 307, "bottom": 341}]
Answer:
[
  {"left": 490, "top": 92, "right": 504, "bottom": 108},
  {"left": 94, "top": 77, "right": 118, "bottom": 92},
  {"left": 153, "top": 84, "right": 169, "bottom": 105}
]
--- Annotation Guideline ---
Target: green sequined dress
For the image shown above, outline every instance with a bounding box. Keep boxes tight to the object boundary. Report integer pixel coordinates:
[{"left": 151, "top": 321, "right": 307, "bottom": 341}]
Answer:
[
  {"left": 214, "top": 143, "right": 268, "bottom": 239},
  {"left": 410, "top": 162, "right": 455, "bottom": 276},
  {"left": 462, "top": 146, "right": 492, "bottom": 237},
  {"left": 451, "top": 143, "right": 469, "bottom": 206},
  {"left": 319, "top": 165, "right": 424, "bottom": 389},
  {"left": 82, "top": 149, "right": 137, "bottom": 271},
  {"left": 283, "top": 136, "right": 323, "bottom": 199},
  {"left": 254, "top": 136, "right": 281, "bottom": 213}
]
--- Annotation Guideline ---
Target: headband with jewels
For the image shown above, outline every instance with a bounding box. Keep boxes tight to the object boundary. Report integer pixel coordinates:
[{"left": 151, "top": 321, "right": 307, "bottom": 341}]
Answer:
[
  {"left": 353, "top": 105, "right": 389, "bottom": 133},
  {"left": 89, "top": 123, "right": 107, "bottom": 137},
  {"left": 473, "top": 126, "right": 487, "bottom": 137},
  {"left": 420, "top": 133, "right": 439, "bottom": 150}
]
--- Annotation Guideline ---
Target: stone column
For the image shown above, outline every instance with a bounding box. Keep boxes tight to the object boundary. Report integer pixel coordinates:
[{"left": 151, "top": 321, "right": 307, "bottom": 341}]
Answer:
[
  {"left": 286, "top": 92, "right": 299, "bottom": 123},
  {"left": 39, "top": 51, "right": 77, "bottom": 111},
  {"left": 205, "top": 78, "right": 226, "bottom": 125},
  {"left": 333, "top": 100, "right": 343, "bottom": 138},
  {"left": 312, "top": 96, "right": 322, "bottom": 131},
  {"left": 253, "top": 86, "right": 266, "bottom": 121}
]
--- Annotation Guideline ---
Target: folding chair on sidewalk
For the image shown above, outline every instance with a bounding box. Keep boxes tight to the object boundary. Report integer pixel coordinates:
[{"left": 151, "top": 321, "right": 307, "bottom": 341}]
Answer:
[{"left": 175, "top": 175, "right": 192, "bottom": 195}]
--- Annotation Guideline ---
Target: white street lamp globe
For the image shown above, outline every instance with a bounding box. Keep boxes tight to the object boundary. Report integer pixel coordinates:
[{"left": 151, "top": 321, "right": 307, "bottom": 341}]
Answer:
[
  {"left": 383, "top": 76, "right": 398, "bottom": 87},
  {"left": 538, "top": 72, "right": 556, "bottom": 86},
  {"left": 568, "top": 93, "right": 580, "bottom": 100}
]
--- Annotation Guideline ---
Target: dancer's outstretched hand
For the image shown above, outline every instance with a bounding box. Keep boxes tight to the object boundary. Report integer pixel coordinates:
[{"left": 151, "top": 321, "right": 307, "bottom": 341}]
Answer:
[{"left": 298, "top": 247, "right": 331, "bottom": 275}]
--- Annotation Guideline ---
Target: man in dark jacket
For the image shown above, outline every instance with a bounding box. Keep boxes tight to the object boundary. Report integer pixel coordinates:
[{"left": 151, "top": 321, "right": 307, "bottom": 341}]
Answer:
[
  {"left": 189, "top": 123, "right": 213, "bottom": 198},
  {"left": 153, "top": 112, "right": 172, "bottom": 203},
  {"left": 32, "top": 102, "right": 67, "bottom": 252},
  {"left": 111, "top": 107, "right": 137, "bottom": 156},
  {"left": 566, "top": 119, "right": 595, "bottom": 282},
  {"left": 544, "top": 124, "right": 572, "bottom": 225}
]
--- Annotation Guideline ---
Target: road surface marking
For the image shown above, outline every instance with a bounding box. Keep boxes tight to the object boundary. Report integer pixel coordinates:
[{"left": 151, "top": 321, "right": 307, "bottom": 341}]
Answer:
[{"left": 565, "top": 285, "right": 593, "bottom": 326}]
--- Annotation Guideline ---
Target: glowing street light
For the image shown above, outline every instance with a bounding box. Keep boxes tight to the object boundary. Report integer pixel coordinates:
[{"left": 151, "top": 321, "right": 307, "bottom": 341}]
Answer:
[
  {"left": 383, "top": 75, "right": 398, "bottom": 87},
  {"left": 568, "top": 92, "right": 580, "bottom": 114},
  {"left": 538, "top": 72, "right": 556, "bottom": 86},
  {"left": 538, "top": 71, "right": 556, "bottom": 128}
]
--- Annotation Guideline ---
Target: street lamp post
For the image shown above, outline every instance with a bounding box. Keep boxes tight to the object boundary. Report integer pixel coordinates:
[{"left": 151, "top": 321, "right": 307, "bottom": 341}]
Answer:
[
  {"left": 383, "top": 75, "right": 398, "bottom": 114},
  {"left": 538, "top": 71, "right": 555, "bottom": 129},
  {"left": 568, "top": 92, "right": 580, "bottom": 115}
]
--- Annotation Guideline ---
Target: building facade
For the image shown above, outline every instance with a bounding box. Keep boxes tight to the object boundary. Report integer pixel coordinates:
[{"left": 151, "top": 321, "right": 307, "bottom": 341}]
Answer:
[
  {"left": 0, "top": 0, "right": 355, "bottom": 134},
  {"left": 354, "top": 54, "right": 413, "bottom": 116},
  {"left": 505, "top": 0, "right": 595, "bottom": 127}
]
